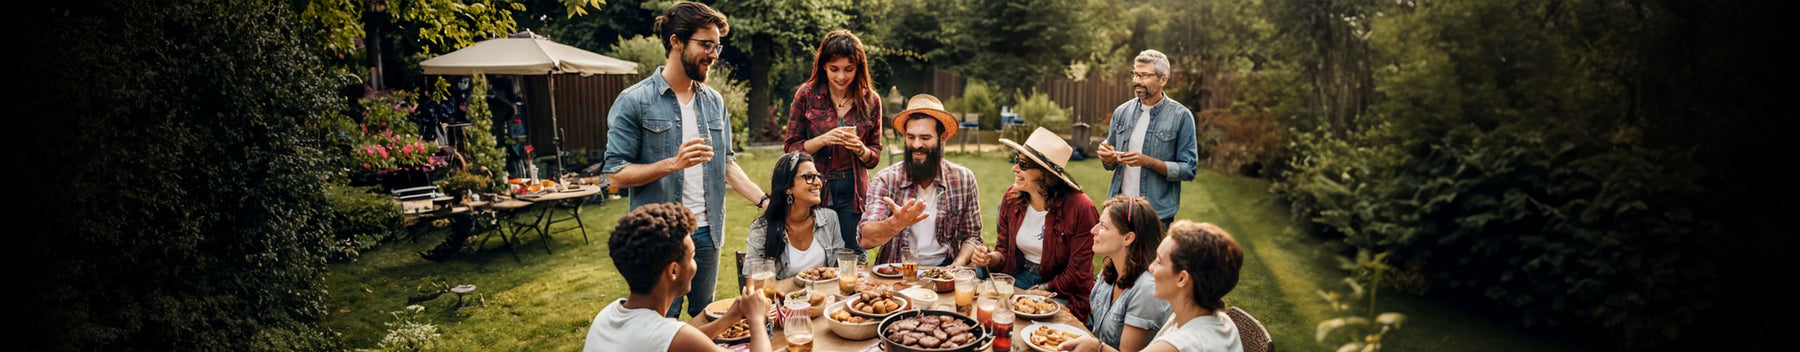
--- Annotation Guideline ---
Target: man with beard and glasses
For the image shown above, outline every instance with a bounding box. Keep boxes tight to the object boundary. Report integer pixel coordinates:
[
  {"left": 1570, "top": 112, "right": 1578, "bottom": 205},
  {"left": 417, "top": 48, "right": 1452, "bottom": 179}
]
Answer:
[
  {"left": 1094, "top": 50, "right": 1199, "bottom": 227},
  {"left": 602, "top": 1, "right": 769, "bottom": 319},
  {"left": 857, "top": 94, "right": 983, "bottom": 266}
]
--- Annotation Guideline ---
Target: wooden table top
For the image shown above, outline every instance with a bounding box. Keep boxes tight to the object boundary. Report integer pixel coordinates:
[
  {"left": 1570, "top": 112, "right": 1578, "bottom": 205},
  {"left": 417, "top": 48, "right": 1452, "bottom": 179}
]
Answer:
[
  {"left": 691, "top": 266, "right": 1092, "bottom": 352},
  {"left": 513, "top": 185, "right": 600, "bottom": 202}
]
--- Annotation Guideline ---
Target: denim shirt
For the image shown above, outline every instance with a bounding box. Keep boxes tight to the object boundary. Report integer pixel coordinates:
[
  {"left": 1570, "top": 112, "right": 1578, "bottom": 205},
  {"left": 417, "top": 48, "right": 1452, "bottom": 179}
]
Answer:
[
  {"left": 1101, "top": 94, "right": 1199, "bottom": 222},
  {"left": 602, "top": 66, "right": 735, "bottom": 249}
]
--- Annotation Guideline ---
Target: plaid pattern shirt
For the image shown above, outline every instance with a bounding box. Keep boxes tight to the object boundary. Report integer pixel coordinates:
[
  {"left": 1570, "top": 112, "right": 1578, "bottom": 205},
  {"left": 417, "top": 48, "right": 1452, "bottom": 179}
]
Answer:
[
  {"left": 861, "top": 160, "right": 983, "bottom": 265},
  {"left": 783, "top": 83, "right": 883, "bottom": 211}
]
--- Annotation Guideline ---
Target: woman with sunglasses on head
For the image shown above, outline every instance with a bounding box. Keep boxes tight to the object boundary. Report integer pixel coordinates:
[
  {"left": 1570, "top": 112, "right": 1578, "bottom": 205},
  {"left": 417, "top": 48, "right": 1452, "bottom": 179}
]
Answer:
[
  {"left": 1059, "top": 220, "right": 1245, "bottom": 352},
  {"left": 746, "top": 152, "right": 845, "bottom": 279},
  {"left": 971, "top": 127, "right": 1099, "bottom": 322},
  {"left": 1078, "top": 195, "right": 1169, "bottom": 352},
  {"left": 781, "top": 29, "right": 883, "bottom": 262}
]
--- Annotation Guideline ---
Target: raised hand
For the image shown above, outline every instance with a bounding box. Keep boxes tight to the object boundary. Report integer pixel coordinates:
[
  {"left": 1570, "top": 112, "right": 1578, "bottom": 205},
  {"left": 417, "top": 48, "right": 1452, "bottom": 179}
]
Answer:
[
  {"left": 829, "top": 126, "right": 862, "bottom": 147},
  {"left": 970, "top": 246, "right": 1004, "bottom": 268},
  {"left": 736, "top": 286, "right": 770, "bottom": 325},
  {"left": 1096, "top": 143, "right": 1118, "bottom": 165},
  {"left": 882, "top": 197, "right": 931, "bottom": 228},
  {"left": 666, "top": 138, "right": 714, "bottom": 171}
]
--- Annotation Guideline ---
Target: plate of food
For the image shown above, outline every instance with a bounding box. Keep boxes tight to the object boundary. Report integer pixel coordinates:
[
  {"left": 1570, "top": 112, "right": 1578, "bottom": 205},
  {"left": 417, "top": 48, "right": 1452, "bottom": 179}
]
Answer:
[
  {"left": 919, "top": 268, "right": 955, "bottom": 293},
  {"left": 1011, "top": 294, "right": 1062, "bottom": 320},
  {"left": 703, "top": 297, "right": 779, "bottom": 321},
  {"left": 1022, "top": 323, "right": 1090, "bottom": 352},
  {"left": 715, "top": 319, "right": 753, "bottom": 343},
  {"left": 872, "top": 263, "right": 904, "bottom": 278},
  {"left": 795, "top": 267, "right": 840, "bottom": 288}
]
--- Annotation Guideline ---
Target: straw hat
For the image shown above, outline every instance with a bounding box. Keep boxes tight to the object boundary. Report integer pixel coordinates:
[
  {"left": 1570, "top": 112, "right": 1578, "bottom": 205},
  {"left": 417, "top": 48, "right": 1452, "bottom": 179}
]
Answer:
[
  {"left": 1000, "top": 127, "right": 1082, "bottom": 192},
  {"left": 892, "top": 94, "right": 959, "bottom": 139}
]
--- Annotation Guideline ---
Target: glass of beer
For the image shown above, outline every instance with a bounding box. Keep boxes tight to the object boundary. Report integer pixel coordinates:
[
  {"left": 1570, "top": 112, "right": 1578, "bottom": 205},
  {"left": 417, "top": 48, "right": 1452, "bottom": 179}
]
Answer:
[
  {"left": 953, "top": 268, "right": 976, "bottom": 313},
  {"left": 836, "top": 249, "right": 859, "bottom": 296},
  {"left": 991, "top": 302, "right": 1015, "bottom": 351},
  {"left": 991, "top": 273, "right": 1015, "bottom": 300},
  {"left": 900, "top": 246, "right": 919, "bottom": 283},
  {"left": 784, "top": 315, "right": 815, "bottom": 352},
  {"left": 749, "top": 258, "right": 777, "bottom": 300}
]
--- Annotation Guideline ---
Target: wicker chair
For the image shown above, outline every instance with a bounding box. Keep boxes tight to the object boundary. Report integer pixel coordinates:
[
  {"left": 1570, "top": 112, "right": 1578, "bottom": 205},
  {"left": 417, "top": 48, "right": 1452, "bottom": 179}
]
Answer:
[{"left": 1227, "top": 307, "right": 1273, "bottom": 352}]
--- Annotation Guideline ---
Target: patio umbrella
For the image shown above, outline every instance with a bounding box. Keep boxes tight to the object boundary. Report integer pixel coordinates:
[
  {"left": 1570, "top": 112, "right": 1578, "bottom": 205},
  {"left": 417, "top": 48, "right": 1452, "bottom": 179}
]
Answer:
[{"left": 420, "top": 31, "right": 637, "bottom": 176}]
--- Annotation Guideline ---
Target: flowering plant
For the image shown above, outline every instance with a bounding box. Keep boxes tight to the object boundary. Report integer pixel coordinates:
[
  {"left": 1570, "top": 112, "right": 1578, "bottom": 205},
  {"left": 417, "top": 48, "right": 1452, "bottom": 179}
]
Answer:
[{"left": 351, "top": 92, "right": 445, "bottom": 173}]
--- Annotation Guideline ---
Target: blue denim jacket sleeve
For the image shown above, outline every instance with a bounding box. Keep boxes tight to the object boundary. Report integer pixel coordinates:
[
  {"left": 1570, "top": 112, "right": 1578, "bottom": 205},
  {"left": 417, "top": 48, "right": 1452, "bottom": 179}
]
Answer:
[
  {"left": 1163, "top": 107, "right": 1199, "bottom": 182},
  {"left": 601, "top": 90, "right": 642, "bottom": 175}
]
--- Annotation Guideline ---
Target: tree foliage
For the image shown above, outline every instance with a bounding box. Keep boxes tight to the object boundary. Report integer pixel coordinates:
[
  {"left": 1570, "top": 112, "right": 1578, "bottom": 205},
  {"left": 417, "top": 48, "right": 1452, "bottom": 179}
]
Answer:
[{"left": 25, "top": 0, "right": 345, "bottom": 350}]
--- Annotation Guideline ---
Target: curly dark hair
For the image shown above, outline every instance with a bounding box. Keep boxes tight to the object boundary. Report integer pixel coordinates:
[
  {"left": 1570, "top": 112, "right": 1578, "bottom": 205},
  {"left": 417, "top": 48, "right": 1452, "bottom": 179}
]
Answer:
[
  {"left": 1100, "top": 195, "right": 1164, "bottom": 289},
  {"left": 609, "top": 203, "right": 698, "bottom": 295},
  {"left": 1165, "top": 221, "right": 1243, "bottom": 312}
]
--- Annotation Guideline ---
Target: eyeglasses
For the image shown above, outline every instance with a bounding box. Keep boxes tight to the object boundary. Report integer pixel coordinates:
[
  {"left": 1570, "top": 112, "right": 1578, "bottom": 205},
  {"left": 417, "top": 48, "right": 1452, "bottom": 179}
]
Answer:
[
  {"left": 1009, "top": 153, "right": 1040, "bottom": 170},
  {"left": 1130, "top": 71, "right": 1161, "bottom": 79},
  {"left": 797, "top": 173, "right": 822, "bottom": 186},
  {"left": 687, "top": 38, "right": 725, "bottom": 55}
]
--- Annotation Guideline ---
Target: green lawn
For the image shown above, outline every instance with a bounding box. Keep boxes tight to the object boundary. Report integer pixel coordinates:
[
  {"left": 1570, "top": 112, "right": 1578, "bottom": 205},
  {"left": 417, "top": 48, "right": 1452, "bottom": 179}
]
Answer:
[{"left": 323, "top": 149, "right": 1579, "bottom": 351}]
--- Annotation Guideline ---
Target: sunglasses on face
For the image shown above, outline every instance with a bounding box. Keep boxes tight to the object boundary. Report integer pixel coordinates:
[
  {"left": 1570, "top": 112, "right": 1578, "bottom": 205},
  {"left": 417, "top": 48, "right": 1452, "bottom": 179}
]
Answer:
[
  {"left": 1010, "top": 154, "right": 1041, "bottom": 170},
  {"left": 797, "top": 173, "right": 822, "bottom": 186}
]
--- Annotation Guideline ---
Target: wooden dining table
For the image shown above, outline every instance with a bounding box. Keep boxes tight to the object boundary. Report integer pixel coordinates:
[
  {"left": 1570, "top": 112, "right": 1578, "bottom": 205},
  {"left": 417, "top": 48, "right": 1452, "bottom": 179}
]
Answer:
[{"left": 691, "top": 266, "right": 1094, "bottom": 352}]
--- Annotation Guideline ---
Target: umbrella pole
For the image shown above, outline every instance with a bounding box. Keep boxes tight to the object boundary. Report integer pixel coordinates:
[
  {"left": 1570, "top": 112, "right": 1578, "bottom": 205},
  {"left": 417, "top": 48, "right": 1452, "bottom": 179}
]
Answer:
[{"left": 550, "top": 74, "right": 563, "bottom": 178}]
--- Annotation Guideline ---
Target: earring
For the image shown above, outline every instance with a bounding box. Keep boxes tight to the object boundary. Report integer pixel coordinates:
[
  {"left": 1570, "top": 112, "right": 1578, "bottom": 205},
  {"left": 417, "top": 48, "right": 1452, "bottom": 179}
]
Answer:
[{"left": 786, "top": 194, "right": 794, "bottom": 205}]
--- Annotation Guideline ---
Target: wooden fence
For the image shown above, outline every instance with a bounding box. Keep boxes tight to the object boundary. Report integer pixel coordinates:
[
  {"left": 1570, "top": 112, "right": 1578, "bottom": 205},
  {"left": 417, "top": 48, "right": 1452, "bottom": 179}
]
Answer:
[{"left": 522, "top": 74, "right": 633, "bottom": 155}]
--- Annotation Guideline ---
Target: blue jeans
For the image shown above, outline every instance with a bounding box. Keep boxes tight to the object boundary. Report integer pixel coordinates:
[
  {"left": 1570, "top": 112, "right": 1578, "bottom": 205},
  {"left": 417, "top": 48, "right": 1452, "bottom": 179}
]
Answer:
[
  {"left": 826, "top": 177, "right": 865, "bottom": 262},
  {"left": 668, "top": 226, "right": 718, "bottom": 318}
]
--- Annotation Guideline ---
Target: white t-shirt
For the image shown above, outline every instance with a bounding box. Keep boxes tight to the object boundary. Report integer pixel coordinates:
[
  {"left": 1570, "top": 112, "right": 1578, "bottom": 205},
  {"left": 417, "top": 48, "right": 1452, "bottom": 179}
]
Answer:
[
  {"left": 1152, "top": 312, "right": 1244, "bottom": 352},
  {"left": 583, "top": 299, "right": 687, "bottom": 352},
  {"left": 679, "top": 98, "right": 708, "bottom": 227},
  {"left": 1121, "top": 104, "right": 1152, "bottom": 196},
  {"left": 909, "top": 184, "right": 949, "bottom": 265},
  {"left": 1014, "top": 205, "right": 1048, "bottom": 264},
  {"left": 783, "top": 236, "right": 827, "bottom": 278}
]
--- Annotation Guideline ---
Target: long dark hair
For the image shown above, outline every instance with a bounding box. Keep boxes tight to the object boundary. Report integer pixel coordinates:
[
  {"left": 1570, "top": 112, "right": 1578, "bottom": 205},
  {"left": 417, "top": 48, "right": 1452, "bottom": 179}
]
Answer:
[
  {"left": 761, "top": 152, "right": 816, "bottom": 260},
  {"left": 1100, "top": 195, "right": 1163, "bottom": 289},
  {"left": 802, "top": 29, "right": 873, "bottom": 107}
]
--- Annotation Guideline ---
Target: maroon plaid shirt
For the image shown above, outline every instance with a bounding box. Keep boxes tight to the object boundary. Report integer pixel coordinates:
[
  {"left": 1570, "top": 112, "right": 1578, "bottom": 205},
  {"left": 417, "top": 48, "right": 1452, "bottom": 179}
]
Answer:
[
  {"left": 861, "top": 160, "right": 983, "bottom": 265},
  {"left": 783, "top": 83, "right": 883, "bottom": 212}
]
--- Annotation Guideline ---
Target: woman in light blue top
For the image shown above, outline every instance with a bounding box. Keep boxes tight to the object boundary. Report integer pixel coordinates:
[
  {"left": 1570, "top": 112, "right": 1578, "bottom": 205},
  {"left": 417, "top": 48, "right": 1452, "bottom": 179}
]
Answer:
[
  {"left": 1062, "top": 220, "right": 1245, "bottom": 352},
  {"left": 1084, "top": 195, "right": 1170, "bottom": 352}
]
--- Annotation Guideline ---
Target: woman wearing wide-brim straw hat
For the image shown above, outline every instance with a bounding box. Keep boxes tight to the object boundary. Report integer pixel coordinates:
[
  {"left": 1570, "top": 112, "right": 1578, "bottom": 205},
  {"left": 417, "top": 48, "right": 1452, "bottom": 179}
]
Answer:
[{"left": 972, "top": 127, "right": 1100, "bottom": 322}]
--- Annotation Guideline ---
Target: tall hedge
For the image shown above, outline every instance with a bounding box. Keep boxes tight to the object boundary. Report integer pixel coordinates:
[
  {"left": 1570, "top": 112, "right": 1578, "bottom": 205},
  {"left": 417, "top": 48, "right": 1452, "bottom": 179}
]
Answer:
[
  {"left": 1271, "top": 0, "right": 1781, "bottom": 348},
  {"left": 24, "top": 0, "right": 341, "bottom": 350}
]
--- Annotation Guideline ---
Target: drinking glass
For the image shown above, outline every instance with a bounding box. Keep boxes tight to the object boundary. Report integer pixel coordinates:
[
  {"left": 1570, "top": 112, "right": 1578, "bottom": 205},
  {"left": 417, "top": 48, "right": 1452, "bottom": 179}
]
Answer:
[
  {"left": 953, "top": 268, "right": 976, "bottom": 313},
  {"left": 900, "top": 246, "right": 919, "bottom": 283},
  {"left": 835, "top": 249, "right": 859, "bottom": 296},
  {"left": 783, "top": 315, "right": 815, "bottom": 352},
  {"left": 991, "top": 273, "right": 1015, "bottom": 300},
  {"left": 991, "top": 302, "right": 1015, "bottom": 351}
]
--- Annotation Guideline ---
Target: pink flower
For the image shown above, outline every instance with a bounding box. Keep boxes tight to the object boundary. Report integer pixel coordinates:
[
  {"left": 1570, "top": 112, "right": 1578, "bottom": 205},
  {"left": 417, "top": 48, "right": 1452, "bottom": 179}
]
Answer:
[
  {"left": 378, "top": 146, "right": 389, "bottom": 158},
  {"left": 363, "top": 163, "right": 372, "bottom": 169}
]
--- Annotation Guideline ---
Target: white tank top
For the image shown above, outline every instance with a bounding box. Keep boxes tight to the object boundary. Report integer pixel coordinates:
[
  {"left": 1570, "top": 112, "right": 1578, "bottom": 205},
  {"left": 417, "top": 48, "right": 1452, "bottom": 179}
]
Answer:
[{"left": 583, "top": 299, "right": 687, "bottom": 352}]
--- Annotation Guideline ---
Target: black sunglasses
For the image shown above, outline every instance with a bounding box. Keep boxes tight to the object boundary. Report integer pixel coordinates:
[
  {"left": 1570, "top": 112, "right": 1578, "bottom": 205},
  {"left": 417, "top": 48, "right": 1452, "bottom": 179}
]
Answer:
[{"left": 797, "top": 173, "right": 822, "bottom": 186}]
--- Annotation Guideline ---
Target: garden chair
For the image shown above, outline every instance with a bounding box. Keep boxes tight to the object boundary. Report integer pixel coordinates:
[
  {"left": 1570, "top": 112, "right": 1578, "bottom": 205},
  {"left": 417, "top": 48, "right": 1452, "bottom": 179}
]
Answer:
[
  {"left": 1227, "top": 306, "right": 1273, "bottom": 352},
  {"left": 734, "top": 251, "right": 747, "bottom": 290}
]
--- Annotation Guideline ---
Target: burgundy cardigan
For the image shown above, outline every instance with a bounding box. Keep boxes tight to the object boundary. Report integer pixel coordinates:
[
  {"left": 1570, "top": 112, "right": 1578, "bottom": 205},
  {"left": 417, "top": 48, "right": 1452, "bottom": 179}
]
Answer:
[{"left": 994, "top": 185, "right": 1098, "bottom": 322}]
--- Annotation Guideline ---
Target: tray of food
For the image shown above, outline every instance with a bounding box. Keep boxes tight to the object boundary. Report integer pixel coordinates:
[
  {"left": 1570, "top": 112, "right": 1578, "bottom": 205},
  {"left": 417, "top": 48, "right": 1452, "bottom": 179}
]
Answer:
[
  {"left": 824, "top": 300, "right": 881, "bottom": 340},
  {"left": 715, "top": 319, "right": 753, "bottom": 343},
  {"left": 878, "top": 310, "right": 990, "bottom": 352}
]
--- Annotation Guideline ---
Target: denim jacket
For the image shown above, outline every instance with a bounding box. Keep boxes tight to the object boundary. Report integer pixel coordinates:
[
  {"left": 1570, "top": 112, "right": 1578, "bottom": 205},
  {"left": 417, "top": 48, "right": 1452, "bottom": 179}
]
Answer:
[
  {"left": 602, "top": 66, "right": 735, "bottom": 249},
  {"left": 1101, "top": 94, "right": 1199, "bottom": 222}
]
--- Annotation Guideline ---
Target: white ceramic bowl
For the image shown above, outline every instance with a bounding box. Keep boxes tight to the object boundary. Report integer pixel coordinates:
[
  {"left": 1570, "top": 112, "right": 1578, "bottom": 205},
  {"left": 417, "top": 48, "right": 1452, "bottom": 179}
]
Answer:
[{"left": 822, "top": 300, "right": 881, "bottom": 341}]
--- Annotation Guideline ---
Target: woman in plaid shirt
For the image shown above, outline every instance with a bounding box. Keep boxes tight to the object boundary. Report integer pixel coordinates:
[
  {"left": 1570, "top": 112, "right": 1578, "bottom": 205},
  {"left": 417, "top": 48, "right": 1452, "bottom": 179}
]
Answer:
[{"left": 782, "top": 29, "right": 884, "bottom": 260}]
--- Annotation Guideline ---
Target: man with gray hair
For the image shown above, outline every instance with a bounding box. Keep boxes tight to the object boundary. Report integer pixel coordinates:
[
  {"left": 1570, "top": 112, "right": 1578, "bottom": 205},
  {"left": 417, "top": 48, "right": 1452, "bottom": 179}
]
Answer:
[{"left": 1096, "top": 49, "right": 1199, "bottom": 227}]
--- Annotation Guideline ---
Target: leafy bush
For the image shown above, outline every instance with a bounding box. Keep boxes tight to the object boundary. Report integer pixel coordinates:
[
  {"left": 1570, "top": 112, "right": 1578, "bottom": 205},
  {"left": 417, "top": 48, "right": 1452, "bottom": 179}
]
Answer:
[
  {"left": 711, "top": 64, "right": 752, "bottom": 151},
  {"left": 353, "top": 92, "right": 444, "bottom": 173},
  {"left": 1272, "top": 0, "right": 1721, "bottom": 346},
  {"left": 1009, "top": 89, "right": 1071, "bottom": 142},
  {"left": 326, "top": 184, "right": 404, "bottom": 259},
  {"left": 24, "top": 0, "right": 341, "bottom": 349},
  {"left": 1196, "top": 109, "right": 1280, "bottom": 177},
  {"left": 961, "top": 80, "right": 1000, "bottom": 130},
  {"left": 606, "top": 35, "right": 666, "bottom": 82}
]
